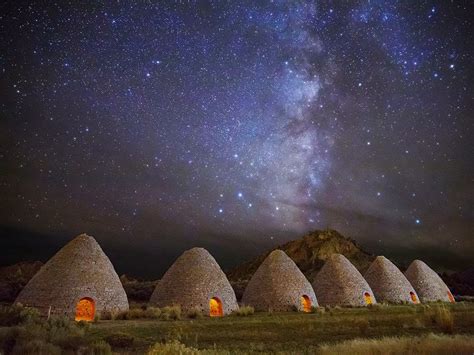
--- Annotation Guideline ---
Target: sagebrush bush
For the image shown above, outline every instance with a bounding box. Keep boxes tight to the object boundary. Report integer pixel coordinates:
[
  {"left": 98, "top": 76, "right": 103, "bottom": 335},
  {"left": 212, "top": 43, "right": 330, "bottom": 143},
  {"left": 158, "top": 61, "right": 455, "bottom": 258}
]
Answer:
[
  {"left": 232, "top": 306, "right": 254, "bottom": 316},
  {"left": 147, "top": 340, "right": 198, "bottom": 354},
  {"left": 11, "top": 338, "right": 61, "bottom": 355},
  {"left": 0, "top": 307, "right": 110, "bottom": 355},
  {"left": 105, "top": 333, "right": 135, "bottom": 348},
  {"left": 87, "top": 340, "right": 112, "bottom": 355},
  {"left": 187, "top": 307, "right": 204, "bottom": 319},
  {"left": 311, "top": 307, "right": 325, "bottom": 314},
  {"left": 161, "top": 306, "right": 181, "bottom": 320},
  {"left": 99, "top": 310, "right": 113, "bottom": 320},
  {"left": 126, "top": 308, "right": 147, "bottom": 320},
  {"left": 0, "top": 305, "right": 22, "bottom": 327},
  {"left": 145, "top": 307, "right": 162, "bottom": 319},
  {"left": 0, "top": 305, "right": 40, "bottom": 326}
]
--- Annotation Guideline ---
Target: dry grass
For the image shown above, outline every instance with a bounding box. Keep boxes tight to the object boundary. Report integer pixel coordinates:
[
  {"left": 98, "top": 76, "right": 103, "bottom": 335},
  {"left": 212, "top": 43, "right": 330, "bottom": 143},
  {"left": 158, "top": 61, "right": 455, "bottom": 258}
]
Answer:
[
  {"left": 148, "top": 340, "right": 200, "bottom": 354},
  {"left": 431, "top": 305, "right": 454, "bottom": 333},
  {"left": 113, "top": 306, "right": 171, "bottom": 320},
  {"left": 318, "top": 333, "right": 474, "bottom": 354},
  {"left": 187, "top": 307, "right": 204, "bottom": 319},
  {"left": 232, "top": 306, "right": 255, "bottom": 316},
  {"left": 2, "top": 303, "right": 473, "bottom": 354}
]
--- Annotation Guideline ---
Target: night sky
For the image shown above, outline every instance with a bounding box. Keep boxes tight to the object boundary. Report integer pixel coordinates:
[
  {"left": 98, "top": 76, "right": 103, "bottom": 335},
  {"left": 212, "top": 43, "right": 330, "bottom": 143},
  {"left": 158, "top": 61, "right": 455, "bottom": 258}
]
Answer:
[{"left": 1, "top": 1, "right": 472, "bottom": 277}]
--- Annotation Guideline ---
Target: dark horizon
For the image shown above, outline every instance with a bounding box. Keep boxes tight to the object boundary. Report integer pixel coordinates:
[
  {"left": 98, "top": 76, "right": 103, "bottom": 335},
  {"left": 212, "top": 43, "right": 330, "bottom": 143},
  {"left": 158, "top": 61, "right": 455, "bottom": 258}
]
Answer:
[
  {"left": 1, "top": 2, "right": 472, "bottom": 277},
  {"left": 1, "top": 225, "right": 471, "bottom": 280}
]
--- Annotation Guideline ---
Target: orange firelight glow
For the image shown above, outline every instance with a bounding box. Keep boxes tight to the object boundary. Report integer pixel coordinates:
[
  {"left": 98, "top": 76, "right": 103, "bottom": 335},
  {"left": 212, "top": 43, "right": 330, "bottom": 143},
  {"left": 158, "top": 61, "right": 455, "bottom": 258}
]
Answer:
[
  {"left": 364, "top": 292, "right": 373, "bottom": 305},
  {"left": 447, "top": 291, "right": 455, "bottom": 303},
  {"left": 409, "top": 291, "right": 419, "bottom": 304},
  {"left": 209, "top": 297, "right": 223, "bottom": 317},
  {"left": 75, "top": 297, "right": 95, "bottom": 322},
  {"left": 301, "top": 295, "right": 312, "bottom": 312}
]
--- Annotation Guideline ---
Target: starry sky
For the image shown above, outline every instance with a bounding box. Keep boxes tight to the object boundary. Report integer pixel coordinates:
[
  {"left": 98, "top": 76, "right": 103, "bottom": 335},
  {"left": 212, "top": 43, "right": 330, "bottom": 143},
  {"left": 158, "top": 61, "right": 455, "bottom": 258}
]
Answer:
[{"left": 0, "top": 1, "right": 472, "bottom": 277}]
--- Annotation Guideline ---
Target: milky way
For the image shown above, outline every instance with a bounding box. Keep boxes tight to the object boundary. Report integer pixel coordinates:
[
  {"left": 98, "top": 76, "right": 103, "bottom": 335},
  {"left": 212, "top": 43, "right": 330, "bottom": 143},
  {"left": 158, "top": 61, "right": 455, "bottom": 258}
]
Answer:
[{"left": 1, "top": 1, "right": 472, "bottom": 276}]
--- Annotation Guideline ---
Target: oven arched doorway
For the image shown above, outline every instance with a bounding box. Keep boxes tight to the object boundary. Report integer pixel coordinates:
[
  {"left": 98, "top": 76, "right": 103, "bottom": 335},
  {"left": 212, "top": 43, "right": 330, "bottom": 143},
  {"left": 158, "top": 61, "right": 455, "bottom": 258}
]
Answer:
[
  {"left": 209, "top": 297, "right": 223, "bottom": 317},
  {"left": 301, "top": 295, "right": 312, "bottom": 312},
  {"left": 75, "top": 297, "right": 95, "bottom": 321},
  {"left": 363, "top": 292, "right": 373, "bottom": 305}
]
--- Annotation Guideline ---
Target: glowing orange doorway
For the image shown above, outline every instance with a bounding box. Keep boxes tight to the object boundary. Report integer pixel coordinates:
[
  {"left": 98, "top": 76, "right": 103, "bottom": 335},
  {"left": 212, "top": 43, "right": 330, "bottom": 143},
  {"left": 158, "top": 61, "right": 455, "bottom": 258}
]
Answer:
[
  {"left": 409, "top": 291, "right": 419, "bottom": 304},
  {"left": 447, "top": 291, "right": 455, "bottom": 303},
  {"left": 209, "top": 297, "right": 223, "bottom": 317},
  {"left": 75, "top": 297, "right": 95, "bottom": 321},
  {"left": 364, "top": 292, "right": 373, "bottom": 305},
  {"left": 301, "top": 295, "right": 312, "bottom": 312}
]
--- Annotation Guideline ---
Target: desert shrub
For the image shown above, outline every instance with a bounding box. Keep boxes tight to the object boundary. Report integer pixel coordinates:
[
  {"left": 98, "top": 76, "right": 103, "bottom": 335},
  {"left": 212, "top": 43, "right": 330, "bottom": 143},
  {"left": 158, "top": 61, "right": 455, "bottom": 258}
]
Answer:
[
  {"left": 126, "top": 308, "right": 147, "bottom": 319},
  {"left": 0, "top": 305, "right": 40, "bottom": 326},
  {"left": 105, "top": 332, "right": 135, "bottom": 348},
  {"left": 76, "top": 319, "right": 91, "bottom": 330},
  {"left": 232, "top": 306, "right": 254, "bottom": 316},
  {"left": 0, "top": 305, "right": 23, "bottom": 326},
  {"left": 187, "top": 307, "right": 204, "bottom": 319},
  {"left": 86, "top": 340, "right": 113, "bottom": 355},
  {"left": 0, "top": 327, "right": 20, "bottom": 354},
  {"left": 11, "top": 338, "right": 61, "bottom": 355},
  {"left": 311, "top": 307, "right": 325, "bottom": 314},
  {"left": 0, "top": 314, "right": 101, "bottom": 354},
  {"left": 43, "top": 316, "right": 87, "bottom": 351},
  {"left": 19, "top": 306, "right": 41, "bottom": 323},
  {"left": 148, "top": 340, "right": 199, "bottom": 354},
  {"left": 160, "top": 306, "right": 181, "bottom": 320},
  {"left": 113, "top": 310, "right": 128, "bottom": 320},
  {"left": 145, "top": 306, "right": 162, "bottom": 319}
]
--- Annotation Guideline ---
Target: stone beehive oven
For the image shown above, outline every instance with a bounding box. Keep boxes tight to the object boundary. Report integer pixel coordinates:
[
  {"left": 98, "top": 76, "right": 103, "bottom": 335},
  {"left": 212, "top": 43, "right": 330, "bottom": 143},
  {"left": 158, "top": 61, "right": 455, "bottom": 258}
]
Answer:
[
  {"left": 15, "top": 234, "right": 129, "bottom": 320},
  {"left": 312, "top": 254, "right": 376, "bottom": 307},
  {"left": 405, "top": 260, "right": 455, "bottom": 303},
  {"left": 364, "top": 256, "right": 419, "bottom": 304},
  {"left": 149, "top": 247, "right": 238, "bottom": 316},
  {"left": 241, "top": 250, "right": 317, "bottom": 312}
]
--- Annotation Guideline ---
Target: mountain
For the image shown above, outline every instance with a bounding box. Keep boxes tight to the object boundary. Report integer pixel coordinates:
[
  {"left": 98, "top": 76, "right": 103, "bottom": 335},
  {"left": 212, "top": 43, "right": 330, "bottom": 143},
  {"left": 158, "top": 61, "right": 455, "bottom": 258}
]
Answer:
[
  {"left": 228, "top": 229, "right": 375, "bottom": 281},
  {"left": 226, "top": 229, "right": 376, "bottom": 299},
  {"left": 0, "top": 261, "right": 43, "bottom": 303}
]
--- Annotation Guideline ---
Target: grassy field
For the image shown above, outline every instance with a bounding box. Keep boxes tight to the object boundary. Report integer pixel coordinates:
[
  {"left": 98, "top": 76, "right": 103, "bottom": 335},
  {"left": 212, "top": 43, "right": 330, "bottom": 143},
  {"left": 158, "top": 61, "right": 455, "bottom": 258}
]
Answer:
[
  {"left": 1, "top": 302, "right": 474, "bottom": 354},
  {"left": 87, "top": 303, "right": 474, "bottom": 353}
]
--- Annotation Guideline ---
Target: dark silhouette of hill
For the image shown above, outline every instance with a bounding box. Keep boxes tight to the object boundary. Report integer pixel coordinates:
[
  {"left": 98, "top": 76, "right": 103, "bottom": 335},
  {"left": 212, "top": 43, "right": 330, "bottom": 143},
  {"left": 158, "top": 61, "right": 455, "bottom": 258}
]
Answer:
[
  {"left": 0, "top": 261, "right": 43, "bottom": 302},
  {"left": 442, "top": 267, "right": 474, "bottom": 296}
]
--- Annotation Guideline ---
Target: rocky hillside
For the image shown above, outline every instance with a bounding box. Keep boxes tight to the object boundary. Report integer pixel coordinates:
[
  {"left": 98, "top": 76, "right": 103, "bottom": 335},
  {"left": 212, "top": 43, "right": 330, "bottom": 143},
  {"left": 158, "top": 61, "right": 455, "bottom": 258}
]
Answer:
[
  {"left": 226, "top": 229, "right": 375, "bottom": 299},
  {"left": 227, "top": 229, "right": 376, "bottom": 282}
]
